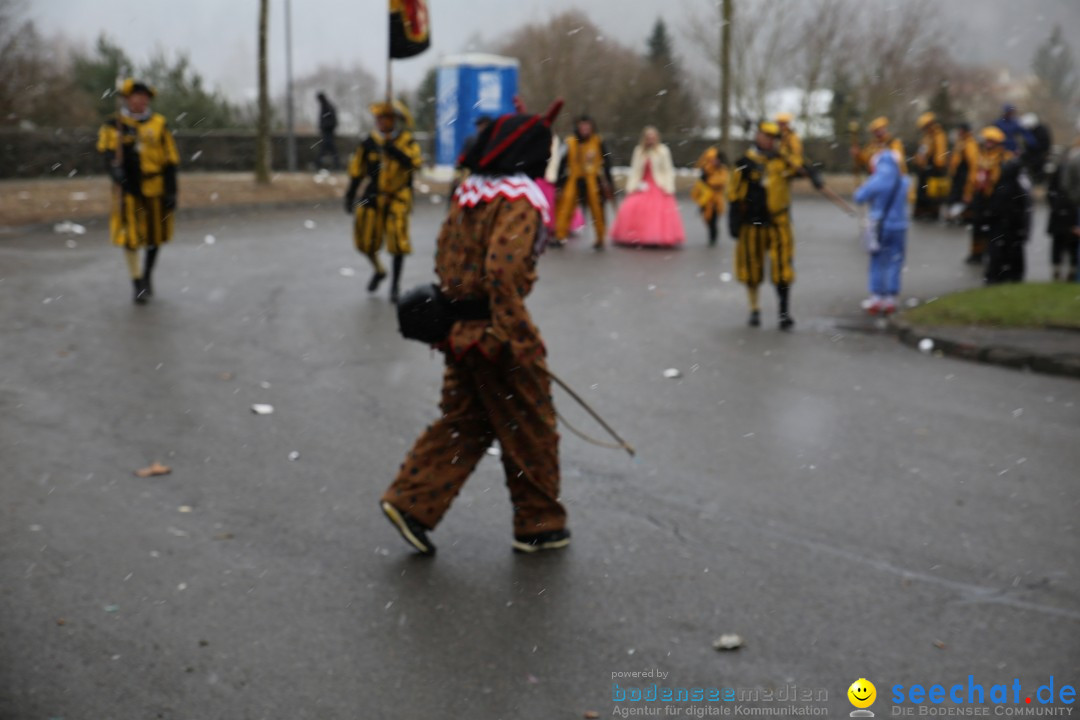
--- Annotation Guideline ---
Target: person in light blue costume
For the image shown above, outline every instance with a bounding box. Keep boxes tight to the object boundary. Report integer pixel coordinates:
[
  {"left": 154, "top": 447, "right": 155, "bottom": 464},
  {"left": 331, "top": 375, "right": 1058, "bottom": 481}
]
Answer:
[{"left": 854, "top": 147, "right": 911, "bottom": 315}]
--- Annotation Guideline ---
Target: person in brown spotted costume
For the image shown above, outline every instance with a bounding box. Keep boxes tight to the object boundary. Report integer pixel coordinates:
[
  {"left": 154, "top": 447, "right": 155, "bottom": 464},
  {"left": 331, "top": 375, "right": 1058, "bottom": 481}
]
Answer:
[{"left": 380, "top": 101, "right": 571, "bottom": 556}]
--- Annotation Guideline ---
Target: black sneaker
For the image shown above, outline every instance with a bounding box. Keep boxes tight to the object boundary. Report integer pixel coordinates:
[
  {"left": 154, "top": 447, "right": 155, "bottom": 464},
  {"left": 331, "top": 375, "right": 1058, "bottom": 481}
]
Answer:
[
  {"left": 133, "top": 278, "right": 149, "bottom": 305},
  {"left": 381, "top": 501, "right": 436, "bottom": 556},
  {"left": 368, "top": 271, "right": 387, "bottom": 293},
  {"left": 389, "top": 286, "right": 400, "bottom": 305},
  {"left": 512, "top": 528, "right": 571, "bottom": 554},
  {"left": 779, "top": 314, "right": 795, "bottom": 331},
  {"left": 748, "top": 310, "right": 761, "bottom": 327}
]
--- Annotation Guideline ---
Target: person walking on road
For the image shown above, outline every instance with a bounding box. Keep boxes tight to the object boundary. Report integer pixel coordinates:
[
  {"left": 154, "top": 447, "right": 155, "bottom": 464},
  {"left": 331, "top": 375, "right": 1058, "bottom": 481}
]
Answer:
[
  {"left": 96, "top": 78, "right": 180, "bottom": 305},
  {"left": 913, "top": 112, "right": 949, "bottom": 221},
  {"left": 344, "top": 101, "right": 422, "bottom": 303},
  {"left": 728, "top": 121, "right": 800, "bottom": 330},
  {"left": 691, "top": 145, "right": 729, "bottom": 247},
  {"left": 854, "top": 145, "right": 911, "bottom": 315},
  {"left": 946, "top": 122, "right": 978, "bottom": 225},
  {"left": 381, "top": 102, "right": 570, "bottom": 556},
  {"left": 983, "top": 153, "right": 1032, "bottom": 285},
  {"left": 316, "top": 92, "right": 340, "bottom": 170},
  {"left": 1047, "top": 151, "right": 1079, "bottom": 281},
  {"left": 963, "top": 126, "right": 1014, "bottom": 266},
  {"left": 554, "top": 115, "right": 614, "bottom": 250}
]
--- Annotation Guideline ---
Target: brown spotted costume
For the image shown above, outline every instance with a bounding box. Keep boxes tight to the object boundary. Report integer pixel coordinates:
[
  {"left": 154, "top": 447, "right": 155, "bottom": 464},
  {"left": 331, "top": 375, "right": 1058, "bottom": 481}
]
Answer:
[{"left": 381, "top": 104, "right": 570, "bottom": 555}]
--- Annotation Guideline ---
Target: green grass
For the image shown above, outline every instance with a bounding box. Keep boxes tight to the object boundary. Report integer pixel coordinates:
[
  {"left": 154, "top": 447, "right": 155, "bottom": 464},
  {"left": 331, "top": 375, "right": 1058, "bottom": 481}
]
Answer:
[{"left": 903, "top": 283, "right": 1080, "bottom": 329}]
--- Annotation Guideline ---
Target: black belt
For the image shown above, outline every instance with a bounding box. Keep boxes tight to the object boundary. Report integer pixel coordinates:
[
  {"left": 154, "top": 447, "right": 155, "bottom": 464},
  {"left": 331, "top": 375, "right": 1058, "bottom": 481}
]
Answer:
[{"left": 448, "top": 297, "right": 490, "bottom": 321}]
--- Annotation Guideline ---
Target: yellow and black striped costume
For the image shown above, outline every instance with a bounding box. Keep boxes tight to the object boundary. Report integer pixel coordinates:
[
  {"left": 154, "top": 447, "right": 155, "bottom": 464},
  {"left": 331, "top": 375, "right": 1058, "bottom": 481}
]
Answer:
[
  {"left": 914, "top": 115, "right": 950, "bottom": 219},
  {"left": 555, "top": 133, "right": 613, "bottom": 247},
  {"left": 347, "top": 128, "right": 422, "bottom": 266},
  {"left": 728, "top": 147, "right": 797, "bottom": 287},
  {"left": 96, "top": 112, "right": 179, "bottom": 249}
]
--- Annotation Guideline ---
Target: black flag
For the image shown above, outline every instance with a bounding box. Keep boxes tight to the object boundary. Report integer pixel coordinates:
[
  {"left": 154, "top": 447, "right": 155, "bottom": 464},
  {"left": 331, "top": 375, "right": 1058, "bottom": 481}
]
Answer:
[{"left": 390, "top": 0, "right": 430, "bottom": 59}]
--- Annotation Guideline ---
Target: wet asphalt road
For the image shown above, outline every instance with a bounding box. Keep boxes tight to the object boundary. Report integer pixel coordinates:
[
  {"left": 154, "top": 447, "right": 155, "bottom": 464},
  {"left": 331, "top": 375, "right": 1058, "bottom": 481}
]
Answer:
[{"left": 1, "top": 196, "right": 1078, "bottom": 720}]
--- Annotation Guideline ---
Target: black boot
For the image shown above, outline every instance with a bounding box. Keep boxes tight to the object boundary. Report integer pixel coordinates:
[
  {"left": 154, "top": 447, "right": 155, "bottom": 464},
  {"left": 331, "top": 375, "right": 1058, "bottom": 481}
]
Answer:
[
  {"left": 367, "top": 269, "right": 387, "bottom": 293},
  {"left": 777, "top": 284, "right": 794, "bottom": 330},
  {"left": 143, "top": 245, "right": 159, "bottom": 297},
  {"left": 390, "top": 254, "right": 405, "bottom": 304},
  {"left": 132, "top": 278, "right": 149, "bottom": 305}
]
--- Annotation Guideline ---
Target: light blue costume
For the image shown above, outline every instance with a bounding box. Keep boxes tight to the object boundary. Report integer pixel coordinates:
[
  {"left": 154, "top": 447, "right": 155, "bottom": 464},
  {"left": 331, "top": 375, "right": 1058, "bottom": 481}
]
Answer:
[{"left": 854, "top": 149, "right": 911, "bottom": 297}]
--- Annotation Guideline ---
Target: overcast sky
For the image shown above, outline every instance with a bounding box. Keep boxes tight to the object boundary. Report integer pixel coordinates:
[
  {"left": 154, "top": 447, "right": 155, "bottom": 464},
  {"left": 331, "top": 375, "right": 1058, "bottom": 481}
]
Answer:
[{"left": 29, "top": 0, "right": 1080, "bottom": 101}]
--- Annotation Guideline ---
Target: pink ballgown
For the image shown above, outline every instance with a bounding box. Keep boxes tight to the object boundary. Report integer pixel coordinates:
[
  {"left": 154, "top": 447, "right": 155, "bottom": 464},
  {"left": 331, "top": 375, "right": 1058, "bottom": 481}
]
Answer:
[{"left": 610, "top": 161, "right": 685, "bottom": 247}]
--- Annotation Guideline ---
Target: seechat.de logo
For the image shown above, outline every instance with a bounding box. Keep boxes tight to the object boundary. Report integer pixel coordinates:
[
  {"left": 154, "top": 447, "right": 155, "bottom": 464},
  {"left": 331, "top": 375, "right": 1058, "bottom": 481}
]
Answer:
[{"left": 849, "top": 678, "right": 878, "bottom": 717}]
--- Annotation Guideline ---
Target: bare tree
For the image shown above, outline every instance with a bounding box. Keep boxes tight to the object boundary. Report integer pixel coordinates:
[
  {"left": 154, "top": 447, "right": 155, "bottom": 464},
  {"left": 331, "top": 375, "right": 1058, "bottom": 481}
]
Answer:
[
  {"left": 497, "top": 11, "right": 643, "bottom": 139},
  {"left": 846, "top": 0, "right": 951, "bottom": 135},
  {"left": 685, "top": 0, "right": 954, "bottom": 140},
  {"left": 0, "top": 0, "right": 96, "bottom": 128},
  {"left": 255, "top": 0, "right": 271, "bottom": 185},
  {"left": 790, "top": 0, "right": 848, "bottom": 128},
  {"left": 684, "top": 0, "right": 792, "bottom": 128}
]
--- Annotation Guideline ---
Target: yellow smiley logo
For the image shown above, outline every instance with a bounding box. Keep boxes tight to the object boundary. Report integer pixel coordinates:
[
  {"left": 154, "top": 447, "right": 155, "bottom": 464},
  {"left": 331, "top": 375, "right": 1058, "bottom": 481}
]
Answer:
[{"left": 848, "top": 678, "right": 877, "bottom": 709}]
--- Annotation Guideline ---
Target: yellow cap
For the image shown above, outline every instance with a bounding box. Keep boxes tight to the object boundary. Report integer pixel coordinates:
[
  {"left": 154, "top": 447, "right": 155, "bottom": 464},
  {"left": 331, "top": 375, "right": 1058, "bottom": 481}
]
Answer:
[
  {"left": 775, "top": 112, "right": 794, "bottom": 124},
  {"left": 759, "top": 121, "right": 781, "bottom": 137},
  {"left": 369, "top": 99, "right": 415, "bottom": 129},
  {"left": 917, "top": 112, "right": 936, "bottom": 130},
  {"left": 868, "top": 116, "right": 889, "bottom": 133},
  {"left": 120, "top": 78, "right": 155, "bottom": 98},
  {"left": 979, "top": 126, "right": 1006, "bottom": 144}
]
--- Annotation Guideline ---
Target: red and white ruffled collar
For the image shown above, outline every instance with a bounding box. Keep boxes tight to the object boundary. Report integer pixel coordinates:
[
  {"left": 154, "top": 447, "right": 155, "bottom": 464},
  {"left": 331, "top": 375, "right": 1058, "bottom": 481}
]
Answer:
[{"left": 453, "top": 174, "right": 551, "bottom": 226}]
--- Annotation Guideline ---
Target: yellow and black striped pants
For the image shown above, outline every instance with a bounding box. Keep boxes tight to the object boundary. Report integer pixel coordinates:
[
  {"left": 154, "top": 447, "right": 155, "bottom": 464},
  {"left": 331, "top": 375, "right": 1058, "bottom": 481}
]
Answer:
[
  {"left": 354, "top": 194, "right": 413, "bottom": 257},
  {"left": 735, "top": 216, "right": 795, "bottom": 287},
  {"left": 110, "top": 193, "right": 173, "bottom": 249}
]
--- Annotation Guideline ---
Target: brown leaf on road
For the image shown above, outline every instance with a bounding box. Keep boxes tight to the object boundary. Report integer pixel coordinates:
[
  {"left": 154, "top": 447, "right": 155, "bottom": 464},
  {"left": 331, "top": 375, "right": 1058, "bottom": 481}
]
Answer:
[
  {"left": 584, "top": 713, "right": 600, "bottom": 719},
  {"left": 134, "top": 462, "right": 172, "bottom": 478}
]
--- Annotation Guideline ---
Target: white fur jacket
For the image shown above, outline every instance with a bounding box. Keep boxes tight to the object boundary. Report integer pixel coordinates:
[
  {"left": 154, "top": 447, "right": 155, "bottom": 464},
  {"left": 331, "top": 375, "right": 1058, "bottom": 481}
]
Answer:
[{"left": 626, "top": 143, "right": 676, "bottom": 195}]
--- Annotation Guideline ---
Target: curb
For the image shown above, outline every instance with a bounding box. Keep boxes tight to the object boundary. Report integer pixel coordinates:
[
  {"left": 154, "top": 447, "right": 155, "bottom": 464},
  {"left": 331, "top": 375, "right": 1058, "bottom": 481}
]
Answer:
[
  {"left": 0, "top": 197, "right": 341, "bottom": 239},
  {"left": 890, "top": 317, "right": 1080, "bottom": 380}
]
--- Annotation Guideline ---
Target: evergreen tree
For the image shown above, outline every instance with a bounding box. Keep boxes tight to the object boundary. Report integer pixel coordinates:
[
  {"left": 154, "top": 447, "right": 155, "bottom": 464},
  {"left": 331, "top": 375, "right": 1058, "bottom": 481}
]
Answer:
[
  {"left": 413, "top": 67, "right": 437, "bottom": 135},
  {"left": 927, "top": 81, "right": 954, "bottom": 127},
  {"left": 614, "top": 18, "right": 700, "bottom": 139},
  {"left": 647, "top": 18, "right": 673, "bottom": 69},
  {"left": 141, "top": 50, "right": 234, "bottom": 129},
  {"left": 70, "top": 35, "right": 132, "bottom": 121},
  {"left": 828, "top": 69, "right": 858, "bottom": 144}
]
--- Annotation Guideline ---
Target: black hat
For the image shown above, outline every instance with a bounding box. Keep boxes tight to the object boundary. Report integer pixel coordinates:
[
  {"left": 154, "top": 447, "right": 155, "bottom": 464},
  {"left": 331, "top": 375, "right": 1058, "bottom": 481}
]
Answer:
[{"left": 460, "top": 100, "right": 564, "bottom": 179}]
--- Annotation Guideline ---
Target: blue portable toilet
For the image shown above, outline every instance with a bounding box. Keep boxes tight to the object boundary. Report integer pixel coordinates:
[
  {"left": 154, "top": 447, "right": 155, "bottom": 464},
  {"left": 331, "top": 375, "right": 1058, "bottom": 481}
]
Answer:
[{"left": 435, "top": 53, "right": 519, "bottom": 169}]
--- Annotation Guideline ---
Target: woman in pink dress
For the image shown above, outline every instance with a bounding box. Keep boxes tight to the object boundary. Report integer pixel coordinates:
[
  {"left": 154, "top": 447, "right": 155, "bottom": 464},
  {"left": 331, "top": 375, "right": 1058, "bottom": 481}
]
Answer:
[{"left": 610, "top": 126, "right": 685, "bottom": 248}]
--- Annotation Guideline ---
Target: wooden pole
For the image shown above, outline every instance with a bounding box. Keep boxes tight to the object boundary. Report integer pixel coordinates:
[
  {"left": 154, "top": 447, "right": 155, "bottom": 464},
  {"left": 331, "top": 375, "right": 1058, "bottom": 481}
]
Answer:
[
  {"left": 284, "top": 0, "right": 297, "bottom": 173},
  {"left": 255, "top": 0, "right": 271, "bottom": 185},
  {"left": 720, "top": 0, "right": 732, "bottom": 159}
]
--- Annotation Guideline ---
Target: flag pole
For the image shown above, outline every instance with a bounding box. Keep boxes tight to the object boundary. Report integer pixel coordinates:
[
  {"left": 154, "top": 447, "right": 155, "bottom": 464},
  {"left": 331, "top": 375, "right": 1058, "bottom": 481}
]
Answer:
[{"left": 386, "top": 5, "right": 393, "bottom": 104}]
